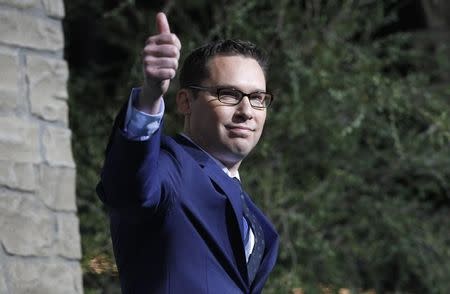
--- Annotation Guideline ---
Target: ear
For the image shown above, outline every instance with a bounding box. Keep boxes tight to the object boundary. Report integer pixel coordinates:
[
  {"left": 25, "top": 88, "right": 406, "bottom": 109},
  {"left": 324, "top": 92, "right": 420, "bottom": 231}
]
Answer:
[{"left": 176, "top": 89, "right": 192, "bottom": 115}]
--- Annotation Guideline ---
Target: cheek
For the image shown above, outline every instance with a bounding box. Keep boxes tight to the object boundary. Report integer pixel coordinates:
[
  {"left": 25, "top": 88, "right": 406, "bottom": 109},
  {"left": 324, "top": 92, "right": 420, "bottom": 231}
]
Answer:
[
  {"left": 256, "top": 114, "right": 267, "bottom": 130},
  {"left": 195, "top": 108, "right": 227, "bottom": 135},
  {"left": 213, "top": 108, "right": 233, "bottom": 124}
]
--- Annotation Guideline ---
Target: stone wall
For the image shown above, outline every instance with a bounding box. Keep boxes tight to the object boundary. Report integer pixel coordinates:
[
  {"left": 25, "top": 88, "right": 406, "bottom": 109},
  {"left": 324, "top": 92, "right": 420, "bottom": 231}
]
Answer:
[{"left": 0, "top": 0, "right": 83, "bottom": 293}]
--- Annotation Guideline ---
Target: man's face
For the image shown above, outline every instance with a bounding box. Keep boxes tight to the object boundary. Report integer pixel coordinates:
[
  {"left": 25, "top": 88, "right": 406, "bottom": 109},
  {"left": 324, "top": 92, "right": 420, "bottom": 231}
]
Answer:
[{"left": 186, "top": 55, "right": 267, "bottom": 166}]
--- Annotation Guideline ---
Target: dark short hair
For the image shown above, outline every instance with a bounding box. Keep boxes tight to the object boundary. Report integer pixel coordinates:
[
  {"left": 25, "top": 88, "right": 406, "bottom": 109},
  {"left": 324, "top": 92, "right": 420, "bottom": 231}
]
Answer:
[{"left": 179, "top": 39, "right": 268, "bottom": 88}]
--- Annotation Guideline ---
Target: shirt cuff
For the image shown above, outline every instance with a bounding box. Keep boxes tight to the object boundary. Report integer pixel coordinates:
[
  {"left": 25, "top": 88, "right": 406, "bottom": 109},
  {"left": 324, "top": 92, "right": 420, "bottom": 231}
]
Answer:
[{"left": 124, "top": 87, "right": 164, "bottom": 141}]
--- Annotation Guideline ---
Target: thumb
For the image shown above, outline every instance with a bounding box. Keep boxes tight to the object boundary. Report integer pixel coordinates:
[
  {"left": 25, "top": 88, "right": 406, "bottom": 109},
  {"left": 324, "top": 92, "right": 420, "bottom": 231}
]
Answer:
[{"left": 156, "top": 12, "right": 170, "bottom": 34}]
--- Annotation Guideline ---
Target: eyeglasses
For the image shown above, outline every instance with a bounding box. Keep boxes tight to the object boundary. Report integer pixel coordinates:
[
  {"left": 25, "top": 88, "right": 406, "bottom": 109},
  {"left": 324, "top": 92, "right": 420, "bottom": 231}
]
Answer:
[{"left": 187, "top": 85, "right": 273, "bottom": 109}]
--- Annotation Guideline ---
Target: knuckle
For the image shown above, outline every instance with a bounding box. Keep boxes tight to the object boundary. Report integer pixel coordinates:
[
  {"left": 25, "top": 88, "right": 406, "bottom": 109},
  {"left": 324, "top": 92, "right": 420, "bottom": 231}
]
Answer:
[
  {"left": 143, "top": 55, "right": 155, "bottom": 63},
  {"left": 146, "top": 36, "right": 157, "bottom": 45},
  {"left": 166, "top": 69, "right": 176, "bottom": 79},
  {"left": 144, "top": 66, "right": 156, "bottom": 75},
  {"left": 170, "top": 34, "right": 178, "bottom": 45},
  {"left": 142, "top": 44, "right": 155, "bottom": 54},
  {"left": 169, "top": 46, "right": 179, "bottom": 57}
]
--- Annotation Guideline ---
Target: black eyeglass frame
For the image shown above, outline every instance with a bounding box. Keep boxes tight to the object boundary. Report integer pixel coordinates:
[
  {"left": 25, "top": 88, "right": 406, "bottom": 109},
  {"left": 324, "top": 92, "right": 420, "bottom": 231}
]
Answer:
[{"left": 187, "top": 85, "right": 274, "bottom": 109}]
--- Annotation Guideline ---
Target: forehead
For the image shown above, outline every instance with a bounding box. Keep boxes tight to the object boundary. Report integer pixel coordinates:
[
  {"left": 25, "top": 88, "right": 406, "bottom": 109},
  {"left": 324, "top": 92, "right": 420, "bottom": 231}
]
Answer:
[{"left": 204, "top": 55, "right": 266, "bottom": 90}]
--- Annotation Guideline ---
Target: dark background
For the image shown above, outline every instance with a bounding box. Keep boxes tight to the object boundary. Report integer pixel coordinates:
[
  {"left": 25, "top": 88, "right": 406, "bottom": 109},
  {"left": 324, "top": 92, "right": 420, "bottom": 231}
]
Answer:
[{"left": 63, "top": 0, "right": 450, "bottom": 293}]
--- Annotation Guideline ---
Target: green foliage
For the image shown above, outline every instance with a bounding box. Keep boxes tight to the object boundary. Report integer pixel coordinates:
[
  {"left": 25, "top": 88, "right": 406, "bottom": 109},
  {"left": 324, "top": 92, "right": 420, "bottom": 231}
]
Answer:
[{"left": 64, "top": 0, "right": 450, "bottom": 293}]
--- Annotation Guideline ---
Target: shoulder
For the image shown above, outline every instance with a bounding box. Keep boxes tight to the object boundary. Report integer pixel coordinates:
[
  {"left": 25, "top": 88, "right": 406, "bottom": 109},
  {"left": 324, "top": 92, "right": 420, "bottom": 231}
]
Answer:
[{"left": 158, "top": 135, "right": 198, "bottom": 178}]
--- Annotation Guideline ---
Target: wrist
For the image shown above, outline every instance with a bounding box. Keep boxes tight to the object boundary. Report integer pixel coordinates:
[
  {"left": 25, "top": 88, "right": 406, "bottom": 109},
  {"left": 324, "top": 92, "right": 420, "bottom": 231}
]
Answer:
[{"left": 138, "top": 86, "right": 162, "bottom": 114}]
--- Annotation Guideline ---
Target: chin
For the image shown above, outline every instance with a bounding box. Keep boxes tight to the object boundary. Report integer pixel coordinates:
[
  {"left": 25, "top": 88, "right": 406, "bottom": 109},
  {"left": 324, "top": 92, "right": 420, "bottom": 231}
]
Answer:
[
  {"left": 215, "top": 145, "right": 248, "bottom": 162},
  {"left": 217, "top": 137, "right": 258, "bottom": 160},
  {"left": 230, "top": 144, "right": 254, "bottom": 159}
]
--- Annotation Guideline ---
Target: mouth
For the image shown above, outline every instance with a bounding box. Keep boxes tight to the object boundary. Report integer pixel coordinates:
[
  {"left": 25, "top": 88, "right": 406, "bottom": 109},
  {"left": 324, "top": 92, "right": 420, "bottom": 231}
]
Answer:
[
  {"left": 225, "top": 125, "right": 255, "bottom": 137},
  {"left": 225, "top": 125, "right": 255, "bottom": 132}
]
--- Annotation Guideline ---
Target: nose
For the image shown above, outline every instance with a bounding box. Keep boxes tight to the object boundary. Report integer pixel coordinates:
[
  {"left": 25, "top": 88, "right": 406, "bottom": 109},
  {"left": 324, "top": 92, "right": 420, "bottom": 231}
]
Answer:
[{"left": 235, "top": 96, "right": 253, "bottom": 120}]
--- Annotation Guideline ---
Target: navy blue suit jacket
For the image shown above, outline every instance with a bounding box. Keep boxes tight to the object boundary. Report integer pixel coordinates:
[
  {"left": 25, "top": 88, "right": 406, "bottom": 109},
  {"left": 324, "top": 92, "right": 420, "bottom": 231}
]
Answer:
[{"left": 97, "top": 105, "right": 279, "bottom": 293}]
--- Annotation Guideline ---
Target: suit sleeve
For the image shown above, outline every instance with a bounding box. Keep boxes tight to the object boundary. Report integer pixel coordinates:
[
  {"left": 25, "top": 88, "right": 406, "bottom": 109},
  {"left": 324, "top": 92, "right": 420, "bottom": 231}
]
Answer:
[
  {"left": 123, "top": 87, "right": 164, "bottom": 141},
  {"left": 96, "top": 95, "right": 168, "bottom": 211}
]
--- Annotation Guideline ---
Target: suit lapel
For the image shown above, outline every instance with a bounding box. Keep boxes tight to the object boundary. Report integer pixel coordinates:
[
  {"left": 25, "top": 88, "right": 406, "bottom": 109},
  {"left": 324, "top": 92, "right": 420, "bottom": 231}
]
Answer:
[{"left": 173, "top": 135, "right": 249, "bottom": 285}]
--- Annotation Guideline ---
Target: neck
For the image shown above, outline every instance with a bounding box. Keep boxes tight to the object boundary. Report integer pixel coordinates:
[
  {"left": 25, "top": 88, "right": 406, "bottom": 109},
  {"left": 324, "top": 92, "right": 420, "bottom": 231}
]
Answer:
[
  {"left": 179, "top": 132, "right": 242, "bottom": 177},
  {"left": 221, "top": 160, "right": 241, "bottom": 178}
]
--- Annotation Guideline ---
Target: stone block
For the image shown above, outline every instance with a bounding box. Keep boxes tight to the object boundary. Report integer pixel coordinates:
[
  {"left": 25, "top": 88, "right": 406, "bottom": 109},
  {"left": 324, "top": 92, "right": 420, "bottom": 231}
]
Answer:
[
  {"left": 0, "top": 267, "right": 8, "bottom": 294},
  {"left": 38, "top": 164, "right": 76, "bottom": 211},
  {"left": 0, "top": 190, "right": 55, "bottom": 256},
  {"left": 0, "top": 89, "right": 18, "bottom": 111},
  {"left": 27, "top": 54, "right": 68, "bottom": 124},
  {"left": 56, "top": 213, "right": 82, "bottom": 259},
  {"left": 74, "top": 263, "right": 84, "bottom": 294},
  {"left": 7, "top": 258, "right": 83, "bottom": 294},
  {"left": 0, "top": 9, "right": 63, "bottom": 51},
  {"left": 0, "top": 161, "right": 36, "bottom": 191},
  {"left": 0, "top": 0, "right": 40, "bottom": 9},
  {"left": 42, "top": 125, "right": 75, "bottom": 167},
  {"left": 0, "top": 116, "right": 40, "bottom": 164},
  {"left": 42, "top": 0, "right": 65, "bottom": 18},
  {"left": 0, "top": 51, "right": 19, "bottom": 111}
]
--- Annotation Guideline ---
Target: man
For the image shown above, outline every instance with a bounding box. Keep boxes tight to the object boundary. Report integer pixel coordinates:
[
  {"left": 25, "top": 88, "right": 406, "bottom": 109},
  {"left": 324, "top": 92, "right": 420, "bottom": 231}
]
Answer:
[{"left": 97, "top": 12, "right": 279, "bottom": 293}]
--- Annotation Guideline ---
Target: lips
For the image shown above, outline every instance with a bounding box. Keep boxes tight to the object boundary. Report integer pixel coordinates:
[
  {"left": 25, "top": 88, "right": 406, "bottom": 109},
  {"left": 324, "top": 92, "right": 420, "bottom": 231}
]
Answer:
[
  {"left": 225, "top": 125, "right": 255, "bottom": 132},
  {"left": 225, "top": 125, "right": 255, "bottom": 137}
]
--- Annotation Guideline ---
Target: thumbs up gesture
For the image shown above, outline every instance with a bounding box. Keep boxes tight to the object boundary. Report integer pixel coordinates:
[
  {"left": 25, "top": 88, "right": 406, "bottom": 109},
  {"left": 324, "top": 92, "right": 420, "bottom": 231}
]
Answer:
[{"left": 139, "top": 12, "right": 181, "bottom": 113}]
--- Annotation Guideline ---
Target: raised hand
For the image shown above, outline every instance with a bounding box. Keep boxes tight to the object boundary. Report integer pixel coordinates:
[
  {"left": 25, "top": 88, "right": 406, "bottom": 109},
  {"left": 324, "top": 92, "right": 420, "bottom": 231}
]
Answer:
[{"left": 139, "top": 12, "right": 181, "bottom": 113}]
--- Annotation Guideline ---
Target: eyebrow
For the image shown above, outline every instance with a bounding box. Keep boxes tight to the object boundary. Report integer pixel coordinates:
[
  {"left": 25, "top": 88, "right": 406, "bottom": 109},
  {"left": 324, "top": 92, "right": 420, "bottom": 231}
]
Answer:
[{"left": 214, "top": 84, "right": 267, "bottom": 93}]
